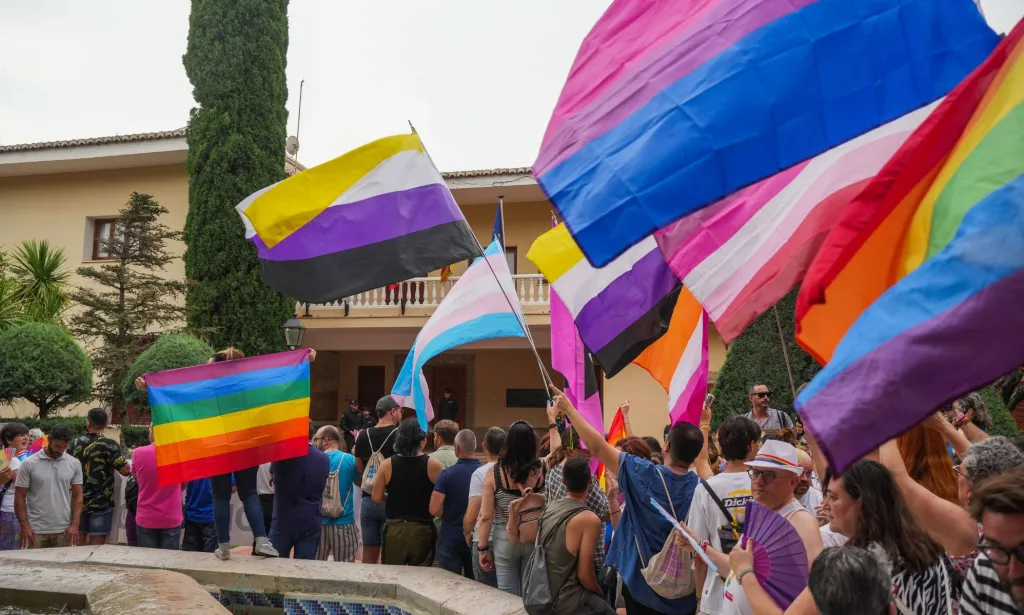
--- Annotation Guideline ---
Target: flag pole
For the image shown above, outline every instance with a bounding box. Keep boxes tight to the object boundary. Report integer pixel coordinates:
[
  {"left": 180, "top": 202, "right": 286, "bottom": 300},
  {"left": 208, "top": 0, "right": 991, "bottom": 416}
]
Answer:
[
  {"left": 408, "top": 122, "right": 554, "bottom": 391},
  {"left": 773, "top": 305, "right": 798, "bottom": 399}
]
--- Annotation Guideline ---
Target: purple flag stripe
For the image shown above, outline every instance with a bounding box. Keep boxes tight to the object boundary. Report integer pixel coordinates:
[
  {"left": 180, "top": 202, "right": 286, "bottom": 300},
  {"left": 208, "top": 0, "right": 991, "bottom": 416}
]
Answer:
[
  {"left": 575, "top": 248, "right": 678, "bottom": 353},
  {"left": 252, "top": 183, "right": 463, "bottom": 261},
  {"left": 799, "top": 267, "right": 1024, "bottom": 472},
  {"left": 145, "top": 349, "right": 310, "bottom": 388}
]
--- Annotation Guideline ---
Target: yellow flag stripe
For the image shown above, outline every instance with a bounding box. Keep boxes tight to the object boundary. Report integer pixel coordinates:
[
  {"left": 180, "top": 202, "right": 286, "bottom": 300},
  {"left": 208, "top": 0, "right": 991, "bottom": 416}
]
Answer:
[
  {"left": 244, "top": 133, "right": 426, "bottom": 247},
  {"left": 153, "top": 398, "right": 309, "bottom": 445},
  {"left": 526, "top": 223, "right": 583, "bottom": 282}
]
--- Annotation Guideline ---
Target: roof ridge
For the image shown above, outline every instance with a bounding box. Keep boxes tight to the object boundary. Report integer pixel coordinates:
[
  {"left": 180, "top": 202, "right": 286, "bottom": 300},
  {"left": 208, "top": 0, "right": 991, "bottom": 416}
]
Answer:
[{"left": 0, "top": 128, "right": 187, "bottom": 153}]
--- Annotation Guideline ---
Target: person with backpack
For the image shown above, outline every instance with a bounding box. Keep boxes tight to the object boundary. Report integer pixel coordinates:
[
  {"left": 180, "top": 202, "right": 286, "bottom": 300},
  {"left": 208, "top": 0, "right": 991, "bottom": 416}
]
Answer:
[
  {"left": 354, "top": 395, "right": 403, "bottom": 563},
  {"left": 686, "top": 416, "right": 761, "bottom": 615},
  {"left": 371, "top": 419, "right": 444, "bottom": 566},
  {"left": 743, "top": 384, "right": 793, "bottom": 432},
  {"left": 524, "top": 454, "right": 615, "bottom": 615},
  {"left": 315, "top": 425, "right": 360, "bottom": 563},
  {"left": 478, "top": 420, "right": 547, "bottom": 596},
  {"left": 269, "top": 419, "right": 330, "bottom": 560},
  {"left": 429, "top": 429, "right": 481, "bottom": 578},
  {"left": 551, "top": 385, "right": 703, "bottom": 615}
]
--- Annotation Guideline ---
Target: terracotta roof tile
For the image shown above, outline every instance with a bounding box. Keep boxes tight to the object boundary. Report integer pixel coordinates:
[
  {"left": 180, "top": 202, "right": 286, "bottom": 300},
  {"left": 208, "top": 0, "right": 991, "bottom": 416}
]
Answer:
[
  {"left": 441, "top": 167, "right": 533, "bottom": 178},
  {"left": 0, "top": 129, "right": 187, "bottom": 153}
]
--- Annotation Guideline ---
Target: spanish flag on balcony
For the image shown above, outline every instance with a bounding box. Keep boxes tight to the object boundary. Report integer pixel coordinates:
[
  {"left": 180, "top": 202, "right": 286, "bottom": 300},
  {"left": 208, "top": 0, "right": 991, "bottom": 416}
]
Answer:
[
  {"left": 236, "top": 133, "right": 479, "bottom": 303},
  {"left": 148, "top": 349, "right": 311, "bottom": 487},
  {"left": 795, "top": 22, "right": 1024, "bottom": 471}
]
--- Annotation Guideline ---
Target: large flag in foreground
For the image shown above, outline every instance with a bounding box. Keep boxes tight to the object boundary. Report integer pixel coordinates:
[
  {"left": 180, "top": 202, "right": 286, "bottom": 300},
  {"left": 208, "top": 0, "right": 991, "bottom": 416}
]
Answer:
[
  {"left": 527, "top": 224, "right": 679, "bottom": 377},
  {"left": 393, "top": 240, "right": 526, "bottom": 429},
  {"left": 236, "top": 133, "right": 478, "bottom": 303},
  {"left": 533, "top": 0, "right": 998, "bottom": 267},
  {"left": 795, "top": 24, "right": 1024, "bottom": 472},
  {"left": 655, "top": 103, "right": 936, "bottom": 343},
  {"left": 149, "top": 349, "right": 311, "bottom": 487},
  {"left": 634, "top": 289, "right": 709, "bottom": 427}
]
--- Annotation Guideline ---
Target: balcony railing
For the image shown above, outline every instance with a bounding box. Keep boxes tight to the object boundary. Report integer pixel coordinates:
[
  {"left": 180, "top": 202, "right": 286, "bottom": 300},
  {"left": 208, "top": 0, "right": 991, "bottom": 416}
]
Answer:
[{"left": 306, "top": 273, "right": 550, "bottom": 313}]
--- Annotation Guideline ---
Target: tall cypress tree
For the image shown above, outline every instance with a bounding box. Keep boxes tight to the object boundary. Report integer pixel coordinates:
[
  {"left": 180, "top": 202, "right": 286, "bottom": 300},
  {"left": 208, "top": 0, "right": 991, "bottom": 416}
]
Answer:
[{"left": 182, "top": 0, "right": 294, "bottom": 355}]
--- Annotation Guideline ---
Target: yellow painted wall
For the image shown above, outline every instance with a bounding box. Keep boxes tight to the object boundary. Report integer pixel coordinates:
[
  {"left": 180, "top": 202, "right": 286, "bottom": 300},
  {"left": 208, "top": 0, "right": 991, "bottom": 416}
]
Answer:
[
  {"left": 473, "top": 348, "right": 554, "bottom": 429},
  {"left": 431, "top": 200, "right": 553, "bottom": 277}
]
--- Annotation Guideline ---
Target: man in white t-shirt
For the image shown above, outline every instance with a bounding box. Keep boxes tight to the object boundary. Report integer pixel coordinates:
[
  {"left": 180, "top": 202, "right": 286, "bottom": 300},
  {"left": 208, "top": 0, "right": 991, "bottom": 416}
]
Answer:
[
  {"left": 795, "top": 451, "right": 822, "bottom": 515},
  {"left": 687, "top": 416, "right": 761, "bottom": 615},
  {"left": 462, "top": 426, "right": 504, "bottom": 588}
]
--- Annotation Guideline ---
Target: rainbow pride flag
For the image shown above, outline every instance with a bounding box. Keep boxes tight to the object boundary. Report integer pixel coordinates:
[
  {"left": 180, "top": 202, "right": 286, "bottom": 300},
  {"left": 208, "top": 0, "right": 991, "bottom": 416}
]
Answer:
[
  {"left": 533, "top": 0, "right": 997, "bottom": 268},
  {"left": 795, "top": 22, "right": 1024, "bottom": 471},
  {"left": 148, "top": 349, "right": 311, "bottom": 487},
  {"left": 597, "top": 405, "right": 628, "bottom": 491}
]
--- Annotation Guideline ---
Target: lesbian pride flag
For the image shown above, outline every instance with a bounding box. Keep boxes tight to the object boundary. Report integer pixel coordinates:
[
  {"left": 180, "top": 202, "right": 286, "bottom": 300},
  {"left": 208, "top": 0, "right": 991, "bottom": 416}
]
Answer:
[
  {"left": 149, "top": 349, "right": 311, "bottom": 487},
  {"left": 534, "top": 0, "right": 997, "bottom": 268}
]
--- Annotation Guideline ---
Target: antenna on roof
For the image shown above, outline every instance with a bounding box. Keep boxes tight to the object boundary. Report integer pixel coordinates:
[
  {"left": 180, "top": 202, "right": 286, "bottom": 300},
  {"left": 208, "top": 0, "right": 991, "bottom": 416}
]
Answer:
[{"left": 287, "top": 79, "right": 305, "bottom": 162}]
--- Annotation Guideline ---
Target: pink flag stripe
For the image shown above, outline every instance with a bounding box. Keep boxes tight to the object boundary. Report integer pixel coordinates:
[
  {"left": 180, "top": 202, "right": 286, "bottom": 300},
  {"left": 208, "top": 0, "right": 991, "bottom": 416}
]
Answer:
[
  {"left": 656, "top": 103, "right": 936, "bottom": 341},
  {"left": 667, "top": 311, "right": 709, "bottom": 427}
]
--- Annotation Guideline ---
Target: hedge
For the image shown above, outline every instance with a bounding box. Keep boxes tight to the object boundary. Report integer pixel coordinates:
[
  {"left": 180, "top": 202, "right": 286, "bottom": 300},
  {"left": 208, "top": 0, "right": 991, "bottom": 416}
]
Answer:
[
  {"left": 123, "top": 332, "right": 214, "bottom": 412},
  {"left": 4, "top": 416, "right": 150, "bottom": 449}
]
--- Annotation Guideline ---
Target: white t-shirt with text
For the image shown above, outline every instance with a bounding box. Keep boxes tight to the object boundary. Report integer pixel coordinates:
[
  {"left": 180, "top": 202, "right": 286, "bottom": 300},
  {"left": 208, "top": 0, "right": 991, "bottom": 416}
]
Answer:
[{"left": 686, "top": 471, "right": 753, "bottom": 615}]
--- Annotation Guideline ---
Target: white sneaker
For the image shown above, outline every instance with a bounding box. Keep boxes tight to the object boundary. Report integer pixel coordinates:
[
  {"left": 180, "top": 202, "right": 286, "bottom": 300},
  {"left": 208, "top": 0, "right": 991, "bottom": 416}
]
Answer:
[
  {"left": 215, "top": 544, "right": 231, "bottom": 561},
  {"left": 252, "top": 537, "right": 279, "bottom": 558}
]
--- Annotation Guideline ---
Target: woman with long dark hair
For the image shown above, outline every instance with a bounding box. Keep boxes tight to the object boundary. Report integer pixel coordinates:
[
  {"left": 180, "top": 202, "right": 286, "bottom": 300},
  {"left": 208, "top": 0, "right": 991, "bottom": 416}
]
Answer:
[
  {"left": 728, "top": 460, "right": 955, "bottom": 615},
  {"left": 0, "top": 423, "right": 30, "bottom": 550},
  {"left": 478, "top": 420, "right": 546, "bottom": 595},
  {"left": 372, "top": 418, "right": 443, "bottom": 566}
]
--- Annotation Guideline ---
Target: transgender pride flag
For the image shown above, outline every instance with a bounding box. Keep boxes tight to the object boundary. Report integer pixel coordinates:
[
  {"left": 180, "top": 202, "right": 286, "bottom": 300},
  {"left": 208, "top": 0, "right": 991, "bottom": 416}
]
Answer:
[{"left": 392, "top": 240, "right": 527, "bottom": 429}]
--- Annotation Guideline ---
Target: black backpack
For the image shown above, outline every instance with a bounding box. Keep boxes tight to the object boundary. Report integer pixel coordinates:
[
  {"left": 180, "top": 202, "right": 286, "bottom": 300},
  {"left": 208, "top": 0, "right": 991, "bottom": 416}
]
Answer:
[
  {"left": 700, "top": 478, "right": 744, "bottom": 554},
  {"left": 124, "top": 475, "right": 139, "bottom": 514}
]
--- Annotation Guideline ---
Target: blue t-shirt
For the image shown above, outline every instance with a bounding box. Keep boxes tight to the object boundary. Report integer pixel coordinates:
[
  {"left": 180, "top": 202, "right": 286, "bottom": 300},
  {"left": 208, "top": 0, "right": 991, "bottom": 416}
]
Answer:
[
  {"left": 184, "top": 478, "right": 214, "bottom": 524},
  {"left": 271, "top": 445, "right": 330, "bottom": 535},
  {"left": 322, "top": 449, "right": 358, "bottom": 526},
  {"left": 433, "top": 457, "right": 481, "bottom": 545},
  {"left": 606, "top": 452, "right": 698, "bottom": 614}
]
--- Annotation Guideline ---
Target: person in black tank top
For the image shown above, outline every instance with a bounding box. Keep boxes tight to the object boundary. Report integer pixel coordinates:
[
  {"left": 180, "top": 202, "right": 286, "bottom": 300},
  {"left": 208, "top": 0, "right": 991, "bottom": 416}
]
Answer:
[{"left": 372, "top": 419, "right": 444, "bottom": 566}]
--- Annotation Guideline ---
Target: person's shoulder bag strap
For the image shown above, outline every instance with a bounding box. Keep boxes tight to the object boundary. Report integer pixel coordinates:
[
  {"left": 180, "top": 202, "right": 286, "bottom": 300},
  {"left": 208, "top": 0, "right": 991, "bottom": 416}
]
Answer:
[
  {"left": 635, "top": 468, "right": 680, "bottom": 566},
  {"left": 700, "top": 478, "right": 736, "bottom": 528}
]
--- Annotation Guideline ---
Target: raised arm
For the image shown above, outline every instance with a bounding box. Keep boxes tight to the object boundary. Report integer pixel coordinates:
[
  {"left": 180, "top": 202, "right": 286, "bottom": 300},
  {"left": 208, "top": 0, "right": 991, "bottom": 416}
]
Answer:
[
  {"left": 878, "top": 438, "right": 977, "bottom": 555},
  {"left": 693, "top": 402, "right": 714, "bottom": 479},
  {"left": 545, "top": 401, "right": 562, "bottom": 458},
  {"left": 620, "top": 401, "right": 635, "bottom": 438},
  {"left": 551, "top": 385, "right": 621, "bottom": 476}
]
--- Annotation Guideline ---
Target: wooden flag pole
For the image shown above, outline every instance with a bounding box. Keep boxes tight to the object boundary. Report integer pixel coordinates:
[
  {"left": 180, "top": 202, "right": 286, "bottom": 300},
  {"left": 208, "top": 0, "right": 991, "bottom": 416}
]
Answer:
[
  {"left": 409, "top": 121, "right": 555, "bottom": 393},
  {"left": 773, "top": 305, "right": 798, "bottom": 399}
]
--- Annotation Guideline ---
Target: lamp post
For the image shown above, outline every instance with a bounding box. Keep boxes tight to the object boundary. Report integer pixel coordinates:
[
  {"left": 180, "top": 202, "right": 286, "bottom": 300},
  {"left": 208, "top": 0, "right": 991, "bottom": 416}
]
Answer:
[{"left": 282, "top": 315, "right": 305, "bottom": 350}]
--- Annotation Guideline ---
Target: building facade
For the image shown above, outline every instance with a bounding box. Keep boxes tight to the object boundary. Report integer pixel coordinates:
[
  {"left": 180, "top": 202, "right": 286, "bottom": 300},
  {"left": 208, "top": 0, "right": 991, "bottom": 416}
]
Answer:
[{"left": 0, "top": 130, "right": 727, "bottom": 439}]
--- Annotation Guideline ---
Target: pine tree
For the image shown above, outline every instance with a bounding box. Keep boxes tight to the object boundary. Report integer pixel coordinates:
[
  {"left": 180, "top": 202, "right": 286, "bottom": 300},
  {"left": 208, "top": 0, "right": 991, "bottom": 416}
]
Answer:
[
  {"left": 70, "top": 192, "right": 186, "bottom": 416},
  {"left": 182, "top": 0, "right": 294, "bottom": 355}
]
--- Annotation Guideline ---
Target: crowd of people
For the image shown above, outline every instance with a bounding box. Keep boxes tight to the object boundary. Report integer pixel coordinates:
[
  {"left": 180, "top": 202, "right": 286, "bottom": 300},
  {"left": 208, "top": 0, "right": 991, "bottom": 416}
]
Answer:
[{"left": 0, "top": 375, "right": 1022, "bottom": 615}]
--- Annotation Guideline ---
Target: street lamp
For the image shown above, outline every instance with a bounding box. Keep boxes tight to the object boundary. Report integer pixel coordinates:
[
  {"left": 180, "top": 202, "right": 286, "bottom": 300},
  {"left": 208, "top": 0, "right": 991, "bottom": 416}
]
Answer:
[{"left": 282, "top": 315, "right": 305, "bottom": 350}]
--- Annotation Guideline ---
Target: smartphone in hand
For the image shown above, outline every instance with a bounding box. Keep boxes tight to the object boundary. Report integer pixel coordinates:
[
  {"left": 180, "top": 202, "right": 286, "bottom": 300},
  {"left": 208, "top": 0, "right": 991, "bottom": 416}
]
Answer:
[{"left": 705, "top": 393, "right": 715, "bottom": 407}]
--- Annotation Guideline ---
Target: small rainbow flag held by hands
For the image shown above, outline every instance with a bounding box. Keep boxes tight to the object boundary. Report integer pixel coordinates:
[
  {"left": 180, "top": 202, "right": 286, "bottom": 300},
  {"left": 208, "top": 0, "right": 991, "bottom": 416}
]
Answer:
[
  {"left": 597, "top": 404, "right": 628, "bottom": 491},
  {"left": 0, "top": 448, "right": 13, "bottom": 472},
  {"left": 147, "top": 349, "right": 311, "bottom": 487}
]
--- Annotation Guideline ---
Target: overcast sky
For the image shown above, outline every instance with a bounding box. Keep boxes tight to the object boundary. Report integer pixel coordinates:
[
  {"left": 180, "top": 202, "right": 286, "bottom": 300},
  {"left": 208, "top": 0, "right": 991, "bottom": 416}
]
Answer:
[{"left": 1, "top": 1, "right": 1020, "bottom": 172}]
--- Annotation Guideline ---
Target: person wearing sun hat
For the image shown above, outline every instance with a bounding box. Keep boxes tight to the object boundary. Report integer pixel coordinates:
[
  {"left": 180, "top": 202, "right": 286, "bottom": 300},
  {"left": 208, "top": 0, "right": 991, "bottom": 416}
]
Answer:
[{"left": 686, "top": 440, "right": 823, "bottom": 615}]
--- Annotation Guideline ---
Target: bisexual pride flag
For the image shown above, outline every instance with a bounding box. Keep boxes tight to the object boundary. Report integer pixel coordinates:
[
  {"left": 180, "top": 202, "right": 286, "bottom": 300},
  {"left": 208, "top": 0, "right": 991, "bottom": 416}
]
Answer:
[{"left": 148, "top": 349, "right": 311, "bottom": 486}]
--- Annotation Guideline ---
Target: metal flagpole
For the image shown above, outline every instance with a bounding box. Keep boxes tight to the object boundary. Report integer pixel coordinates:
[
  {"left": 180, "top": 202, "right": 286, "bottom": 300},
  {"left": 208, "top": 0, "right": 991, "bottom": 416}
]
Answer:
[{"left": 408, "top": 122, "right": 554, "bottom": 391}]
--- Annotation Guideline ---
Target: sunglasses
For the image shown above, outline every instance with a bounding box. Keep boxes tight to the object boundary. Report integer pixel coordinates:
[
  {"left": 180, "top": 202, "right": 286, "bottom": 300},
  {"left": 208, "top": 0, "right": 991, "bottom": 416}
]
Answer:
[
  {"left": 752, "top": 392, "right": 772, "bottom": 398},
  {"left": 977, "top": 541, "right": 1024, "bottom": 566}
]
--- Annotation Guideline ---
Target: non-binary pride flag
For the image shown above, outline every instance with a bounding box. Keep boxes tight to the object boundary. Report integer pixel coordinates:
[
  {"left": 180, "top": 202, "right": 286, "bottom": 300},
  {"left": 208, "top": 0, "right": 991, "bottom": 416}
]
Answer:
[
  {"left": 527, "top": 224, "right": 680, "bottom": 377},
  {"left": 237, "top": 133, "right": 478, "bottom": 303},
  {"left": 796, "top": 22, "right": 1024, "bottom": 472},
  {"left": 533, "top": 0, "right": 998, "bottom": 268},
  {"left": 148, "top": 349, "right": 311, "bottom": 487},
  {"left": 393, "top": 240, "right": 527, "bottom": 430}
]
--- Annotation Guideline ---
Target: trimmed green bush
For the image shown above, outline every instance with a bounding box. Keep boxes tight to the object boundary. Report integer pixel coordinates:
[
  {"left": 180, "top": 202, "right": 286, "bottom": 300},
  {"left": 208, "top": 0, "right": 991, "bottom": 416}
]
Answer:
[
  {"left": 710, "top": 290, "right": 823, "bottom": 429},
  {"left": 182, "top": 0, "right": 295, "bottom": 355},
  {"left": 123, "top": 333, "right": 214, "bottom": 412},
  {"left": 0, "top": 323, "right": 92, "bottom": 418},
  {"left": 2, "top": 417, "right": 150, "bottom": 449},
  {"left": 976, "top": 385, "right": 1021, "bottom": 438}
]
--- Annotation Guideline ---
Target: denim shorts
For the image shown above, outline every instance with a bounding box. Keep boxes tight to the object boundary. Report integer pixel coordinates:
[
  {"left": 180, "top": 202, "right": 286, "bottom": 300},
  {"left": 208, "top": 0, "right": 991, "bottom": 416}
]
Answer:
[
  {"left": 78, "top": 508, "right": 114, "bottom": 536},
  {"left": 360, "top": 496, "right": 387, "bottom": 547}
]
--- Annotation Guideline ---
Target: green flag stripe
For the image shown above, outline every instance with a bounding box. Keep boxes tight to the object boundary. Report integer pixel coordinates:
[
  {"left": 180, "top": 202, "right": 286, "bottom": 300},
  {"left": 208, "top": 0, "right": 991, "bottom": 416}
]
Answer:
[{"left": 152, "top": 378, "right": 310, "bottom": 426}]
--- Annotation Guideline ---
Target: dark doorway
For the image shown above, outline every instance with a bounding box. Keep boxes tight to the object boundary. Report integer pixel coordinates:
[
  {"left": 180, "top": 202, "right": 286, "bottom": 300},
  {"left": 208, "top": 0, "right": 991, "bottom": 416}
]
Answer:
[
  {"left": 424, "top": 363, "right": 468, "bottom": 428},
  {"left": 357, "top": 366, "right": 386, "bottom": 414}
]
